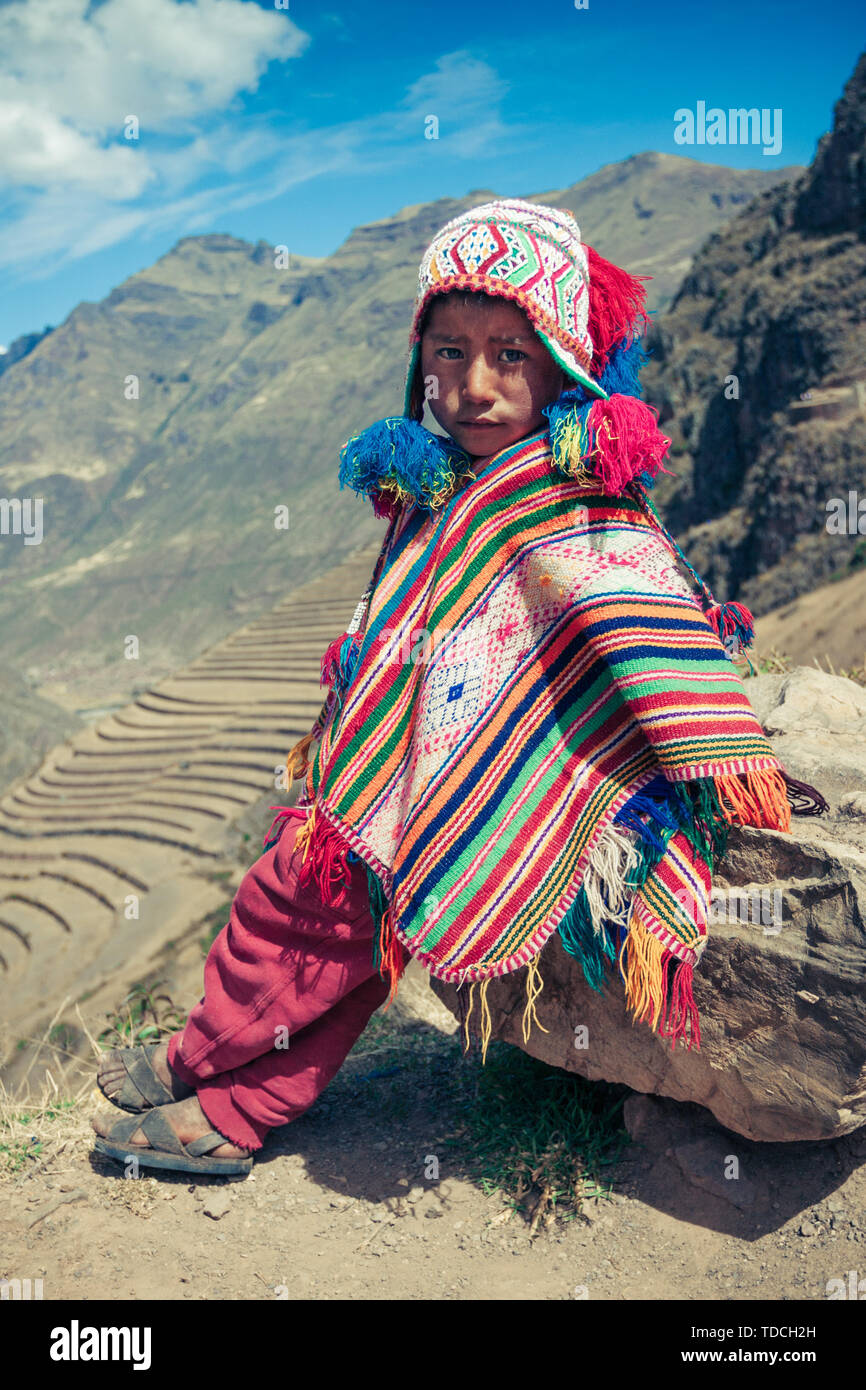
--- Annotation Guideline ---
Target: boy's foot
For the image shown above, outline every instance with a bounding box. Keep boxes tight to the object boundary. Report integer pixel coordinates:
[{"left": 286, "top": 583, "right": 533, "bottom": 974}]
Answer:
[
  {"left": 97, "top": 1041, "right": 193, "bottom": 1108},
  {"left": 91, "top": 1094, "right": 250, "bottom": 1160}
]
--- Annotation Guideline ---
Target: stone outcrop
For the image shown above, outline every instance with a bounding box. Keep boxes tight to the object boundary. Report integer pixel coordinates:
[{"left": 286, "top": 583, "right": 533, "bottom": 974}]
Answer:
[{"left": 430, "top": 668, "right": 866, "bottom": 1143}]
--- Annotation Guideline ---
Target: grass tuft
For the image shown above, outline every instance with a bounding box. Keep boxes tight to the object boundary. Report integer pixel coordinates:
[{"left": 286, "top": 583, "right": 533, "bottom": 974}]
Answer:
[
  {"left": 96, "top": 981, "right": 187, "bottom": 1050},
  {"left": 738, "top": 643, "right": 866, "bottom": 687},
  {"left": 0, "top": 1004, "right": 103, "bottom": 1182},
  {"left": 446, "top": 1043, "right": 629, "bottom": 1235}
]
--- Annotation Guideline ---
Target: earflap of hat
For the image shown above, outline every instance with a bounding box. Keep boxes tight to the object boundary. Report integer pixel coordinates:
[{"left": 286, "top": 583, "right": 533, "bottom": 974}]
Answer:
[
  {"left": 403, "top": 339, "right": 423, "bottom": 419},
  {"left": 533, "top": 326, "right": 608, "bottom": 400}
]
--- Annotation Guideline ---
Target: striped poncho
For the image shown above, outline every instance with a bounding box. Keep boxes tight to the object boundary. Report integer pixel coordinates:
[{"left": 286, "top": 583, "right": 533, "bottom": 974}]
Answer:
[{"left": 277, "top": 429, "right": 793, "bottom": 1055}]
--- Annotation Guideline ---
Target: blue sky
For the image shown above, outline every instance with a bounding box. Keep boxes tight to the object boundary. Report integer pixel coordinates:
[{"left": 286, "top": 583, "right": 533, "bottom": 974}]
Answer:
[{"left": 0, "top": 0, "right": 862, "bottom": 348}]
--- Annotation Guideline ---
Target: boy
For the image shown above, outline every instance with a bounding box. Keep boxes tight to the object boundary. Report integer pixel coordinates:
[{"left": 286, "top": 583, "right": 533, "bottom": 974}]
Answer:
[{"left": 93, "top": 200, "right": 824, "bottom": 1175}]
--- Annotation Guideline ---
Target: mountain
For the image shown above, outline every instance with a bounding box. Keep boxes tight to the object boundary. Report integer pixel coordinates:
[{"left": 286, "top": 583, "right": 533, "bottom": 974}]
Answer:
[
  {"left": 0, "top": 154, "right": 799, "bottom": 715},
  {"left": 641, "top": 51, "right": 866, "bottom": 617},
  {"left": 0, "top": 325, "right": 55, "bottom": 380}
]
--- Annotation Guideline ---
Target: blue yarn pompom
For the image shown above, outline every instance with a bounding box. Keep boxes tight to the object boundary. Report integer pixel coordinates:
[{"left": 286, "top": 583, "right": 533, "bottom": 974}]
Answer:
[{"left": 339, "top": 417, "right": 471, "bottom": 514}]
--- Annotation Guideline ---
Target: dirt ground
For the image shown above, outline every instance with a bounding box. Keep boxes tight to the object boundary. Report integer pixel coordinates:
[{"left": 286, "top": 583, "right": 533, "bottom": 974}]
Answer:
[{"left": 2, "top": 980, "right": 865, "bottom": 1304}]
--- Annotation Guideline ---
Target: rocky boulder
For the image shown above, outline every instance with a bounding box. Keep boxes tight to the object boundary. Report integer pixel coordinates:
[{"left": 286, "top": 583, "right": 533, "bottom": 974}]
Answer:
[{"left": 429, "top": 667, "right": 866, "bottom": 1143}]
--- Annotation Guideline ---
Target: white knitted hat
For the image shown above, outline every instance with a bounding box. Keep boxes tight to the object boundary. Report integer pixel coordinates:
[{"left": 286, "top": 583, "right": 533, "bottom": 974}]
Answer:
[{"left": 403, "top": 198, "right": 608, "bottom": 415}]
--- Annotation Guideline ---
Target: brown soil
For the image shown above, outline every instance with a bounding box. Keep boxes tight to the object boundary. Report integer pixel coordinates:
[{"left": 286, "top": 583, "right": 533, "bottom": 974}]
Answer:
[{"left": 2, "top": 971, "right": 864, "bottom": 1303}]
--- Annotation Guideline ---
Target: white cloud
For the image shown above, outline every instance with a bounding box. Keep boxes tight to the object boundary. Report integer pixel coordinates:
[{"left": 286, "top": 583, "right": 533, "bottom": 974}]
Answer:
[
  {"left": 402, "top": 51, "right": 508, "bottom": 121},
  {"left": 0, "top": 0, "right": 307, "bottom": 193},
  {"left": 0, "top": 100, "right": 153, "bottom": 197}
]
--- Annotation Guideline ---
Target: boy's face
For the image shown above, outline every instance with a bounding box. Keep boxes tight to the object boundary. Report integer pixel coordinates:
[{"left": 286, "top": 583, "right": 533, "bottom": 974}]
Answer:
[{"left": 420, "top": 295, "right": 566, "bottom": 457}]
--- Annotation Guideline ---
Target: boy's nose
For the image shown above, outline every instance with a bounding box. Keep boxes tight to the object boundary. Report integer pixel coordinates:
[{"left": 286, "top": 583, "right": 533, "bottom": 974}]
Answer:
[{"left": 461, "top": 354, "right": 497, "bottom": 402}]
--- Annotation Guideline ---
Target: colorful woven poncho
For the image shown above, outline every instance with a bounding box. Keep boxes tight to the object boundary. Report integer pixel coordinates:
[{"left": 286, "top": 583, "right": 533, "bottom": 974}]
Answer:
[
  {"left": 267, "top": 198, "right": 828, "bottom": 1059},
  {"left": 273, "top": 428, "right": 798, "bottom": 1057}
]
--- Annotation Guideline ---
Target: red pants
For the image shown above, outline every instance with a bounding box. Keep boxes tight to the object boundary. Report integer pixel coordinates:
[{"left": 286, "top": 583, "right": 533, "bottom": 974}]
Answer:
[{"left": 166, "top": 814, "right": 407, "bottom": 1151}]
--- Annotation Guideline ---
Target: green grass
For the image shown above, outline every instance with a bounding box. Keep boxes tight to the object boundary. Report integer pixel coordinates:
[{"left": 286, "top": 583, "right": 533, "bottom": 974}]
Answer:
[
  {"left": 48, "top": 1023, "right": 78, "bottom": 1053},
  {"left": 0, "top": 1100, "right": 77, "bottom": 1173},
  {"left": 447, "top": 1044, "right": 629, "bottom": 1228},
  {"left": 97, "top": 981, "right": 187, "bottom": 1050}
]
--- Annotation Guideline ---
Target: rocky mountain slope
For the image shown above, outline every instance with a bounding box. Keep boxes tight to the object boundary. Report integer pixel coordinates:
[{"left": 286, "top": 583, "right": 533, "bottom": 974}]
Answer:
[
  {"left": 642, "top": 51, "right": 866, "bottom": 616},
  {"left": 0, "top": 154, "right": 797, "bottom": 720},
  {"left": 0, "top": 670, "right": 81, "bottom": 792}
]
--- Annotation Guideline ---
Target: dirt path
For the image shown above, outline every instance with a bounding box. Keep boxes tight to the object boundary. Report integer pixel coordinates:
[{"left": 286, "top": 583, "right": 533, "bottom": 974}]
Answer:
[{"left": 3, "top": 979, "right": 864, "bottom": 1302}]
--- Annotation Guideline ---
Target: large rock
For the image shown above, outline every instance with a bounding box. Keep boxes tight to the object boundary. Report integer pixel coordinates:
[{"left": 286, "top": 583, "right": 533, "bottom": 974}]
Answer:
[{"left": 429, "top": 668, "right": 866, "bottom": 1143}]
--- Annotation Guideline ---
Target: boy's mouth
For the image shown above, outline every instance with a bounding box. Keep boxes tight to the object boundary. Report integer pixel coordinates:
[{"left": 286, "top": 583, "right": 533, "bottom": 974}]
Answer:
[{"left": 457, "top": 419, "right": 501, "bottom": 429}]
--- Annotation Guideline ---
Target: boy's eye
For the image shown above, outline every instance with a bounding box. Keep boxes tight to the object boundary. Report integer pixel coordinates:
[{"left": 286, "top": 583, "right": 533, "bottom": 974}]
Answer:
[{"left": 433, "top": 347, "right": 527, "bottom": 363}]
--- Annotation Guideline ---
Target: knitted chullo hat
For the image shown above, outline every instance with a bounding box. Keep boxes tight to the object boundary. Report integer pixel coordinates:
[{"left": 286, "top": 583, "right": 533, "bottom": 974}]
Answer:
[
  {"left": 403, "top": 199, "right": 607, "bottom": 408},
  {"left": 339, "top": 196, "right": 755, "bottom": 656}
]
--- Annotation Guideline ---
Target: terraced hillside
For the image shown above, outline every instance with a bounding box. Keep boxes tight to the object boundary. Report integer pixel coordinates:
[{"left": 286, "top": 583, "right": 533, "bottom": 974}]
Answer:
[{"left": 0, "top": 541, "right": 382, "bottom": 1059}]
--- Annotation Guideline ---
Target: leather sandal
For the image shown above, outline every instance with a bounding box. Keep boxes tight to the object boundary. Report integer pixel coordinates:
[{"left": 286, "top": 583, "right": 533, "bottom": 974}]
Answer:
[
  {"left": 92, "top": 1107, "right": 253, "bottom": 1176},
  {"left": 97, "top": 1044, "right": 190, "bottom": 1113}
]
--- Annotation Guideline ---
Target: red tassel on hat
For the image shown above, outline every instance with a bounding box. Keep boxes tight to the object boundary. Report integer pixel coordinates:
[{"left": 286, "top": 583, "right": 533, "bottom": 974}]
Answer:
[{"left": 584, "top": 243, "right": 651, "bottom": 373}]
